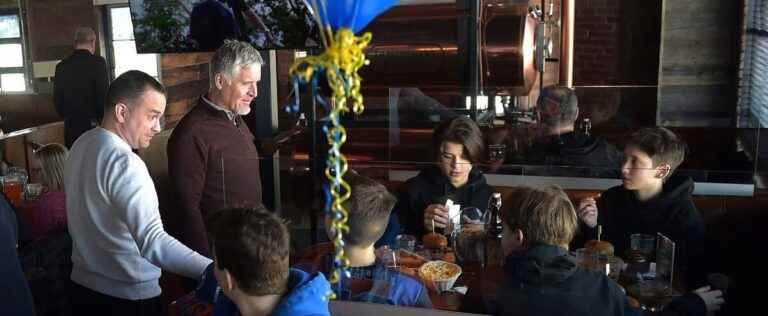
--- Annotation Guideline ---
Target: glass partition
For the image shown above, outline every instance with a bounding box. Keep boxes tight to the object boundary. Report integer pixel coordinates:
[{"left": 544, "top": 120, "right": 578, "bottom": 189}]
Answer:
[
  {"left": 219, "top": 141, "right": 751, "bottom": 313},
  {"left": 276, "top": 85, "right": 758, "bottom": 186}
]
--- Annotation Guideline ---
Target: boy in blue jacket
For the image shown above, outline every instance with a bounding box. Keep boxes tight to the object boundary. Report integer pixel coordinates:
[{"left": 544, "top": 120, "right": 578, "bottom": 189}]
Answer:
[
  {"left": 199, "top": 205, "right": 331, "bottom": 316},
  {"left": 293, "top": 171, "right": 432, "bottom": 308}
]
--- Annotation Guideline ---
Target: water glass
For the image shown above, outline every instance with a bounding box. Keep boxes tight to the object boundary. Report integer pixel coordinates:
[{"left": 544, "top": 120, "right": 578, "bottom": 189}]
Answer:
[
  {"left": 376, "top": 245, "right": 397, "bottom": 268},
  {"left": 630, "top": 234, "right": 656, "bottom": 259},
  {"left": 395, "top": 234, "right": 416, "bottom": 252}
]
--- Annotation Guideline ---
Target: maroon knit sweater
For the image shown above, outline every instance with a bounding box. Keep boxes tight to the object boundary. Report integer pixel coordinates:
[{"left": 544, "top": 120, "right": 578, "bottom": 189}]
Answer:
[{"left": 167, "top": 97, "right": 263, "bottom": 257}]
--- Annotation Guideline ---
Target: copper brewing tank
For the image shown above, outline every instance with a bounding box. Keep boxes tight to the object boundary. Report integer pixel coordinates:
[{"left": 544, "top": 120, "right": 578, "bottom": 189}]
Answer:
[{"left": 360, "top": 1, "right": 538, "bottom": 96}]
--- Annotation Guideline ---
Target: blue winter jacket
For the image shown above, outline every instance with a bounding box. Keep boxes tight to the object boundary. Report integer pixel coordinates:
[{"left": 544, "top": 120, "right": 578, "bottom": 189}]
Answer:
[{"left": 197, "top": 266, "right": 331, "bottom": 316}]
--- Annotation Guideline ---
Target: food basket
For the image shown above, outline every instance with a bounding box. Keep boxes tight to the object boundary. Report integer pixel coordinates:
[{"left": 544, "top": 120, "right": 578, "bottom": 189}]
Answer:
[{"left": 418, "top": 260, "right": 462, "bottom": 293}]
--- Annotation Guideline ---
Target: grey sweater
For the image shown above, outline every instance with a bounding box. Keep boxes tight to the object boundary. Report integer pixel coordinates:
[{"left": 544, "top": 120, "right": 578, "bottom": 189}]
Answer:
[{"left": 66, "top": 128, "right": 212, "bottom": 300}]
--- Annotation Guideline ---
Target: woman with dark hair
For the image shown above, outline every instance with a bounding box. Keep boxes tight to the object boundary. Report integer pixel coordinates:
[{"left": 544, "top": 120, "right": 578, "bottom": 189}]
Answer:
[{"left": 396, "top": 116, "right": 494, "bottom": 238}]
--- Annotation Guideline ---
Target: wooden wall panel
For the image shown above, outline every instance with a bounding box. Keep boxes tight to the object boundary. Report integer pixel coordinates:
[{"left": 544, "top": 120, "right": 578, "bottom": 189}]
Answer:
[
  {"left": 657, "top": 0, "right": 739, "bottom": 127},
  {"left": 160, "top": 53, "right": 213, "bottom": 129}
]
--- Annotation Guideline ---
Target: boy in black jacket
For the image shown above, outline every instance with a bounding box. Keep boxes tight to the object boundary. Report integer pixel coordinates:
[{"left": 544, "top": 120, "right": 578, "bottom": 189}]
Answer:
[
  {"left": 576, "top": 127, "right": 706, "bottom": 288},
  {"left": 489, "top": 186, "right": 720, "bottom": 316},
  {"left": 493, "top": 186, "right": 638, "bottom": 316}
]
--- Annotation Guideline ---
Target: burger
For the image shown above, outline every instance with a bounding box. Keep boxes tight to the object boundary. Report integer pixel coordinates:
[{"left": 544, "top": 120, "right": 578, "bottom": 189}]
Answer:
[
  {"left": 422, "top": 232, "right": 448, "bottom": 250},
  {"left": 584, "top": 239, "right": 614, "bottom": 258}
]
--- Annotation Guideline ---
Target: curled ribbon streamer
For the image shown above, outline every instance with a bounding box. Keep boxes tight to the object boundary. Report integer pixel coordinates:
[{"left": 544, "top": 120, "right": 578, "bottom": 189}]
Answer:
[{"left": 289, "top": 27, "right": 371, "bottom": 300}]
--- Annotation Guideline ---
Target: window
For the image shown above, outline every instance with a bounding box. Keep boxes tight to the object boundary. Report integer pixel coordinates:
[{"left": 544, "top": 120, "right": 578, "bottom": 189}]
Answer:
[
  {"left": 0, "top": 11, "right": 28, "bottom": 93},
  {"left": 107, "top": 6, "right": 159, "bottom": 79},
  {"left": 739, "top": 0, "right": 768, "bottom": 127}
]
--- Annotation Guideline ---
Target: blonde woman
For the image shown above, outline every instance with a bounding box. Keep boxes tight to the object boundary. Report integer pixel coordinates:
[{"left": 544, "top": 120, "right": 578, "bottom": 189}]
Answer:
[{"left": 28, "top": 143, "right": 68, "bottom": 239}]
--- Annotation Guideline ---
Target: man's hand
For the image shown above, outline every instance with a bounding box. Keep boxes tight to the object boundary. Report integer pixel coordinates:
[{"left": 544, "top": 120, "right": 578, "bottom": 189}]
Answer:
[
  {"left": 577, "top": 197, "right": 598, "bottom": 228},
  {"left": 693, "top": 286, "right": 725, "bottom": 313},
  {"left": 424, "top": 204, "right": 449, "bottom": 231}
]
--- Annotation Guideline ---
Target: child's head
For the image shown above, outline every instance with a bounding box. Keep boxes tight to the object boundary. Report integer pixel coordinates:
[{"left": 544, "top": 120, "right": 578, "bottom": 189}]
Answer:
[
  {"left": 33, "top": 143, "right": 68, "bottom": 191},
  {"left": 325, "top": 171, "right": 396, "bottom": 249},
  {"left": 207, "top": 205, "right": 289, "bottom": 297},
  {"left": 500, "top": 186, "right": 578, "bottom": 255},
  {"left": 622, "top": 127, "right": 686, "bottom": 190},
  {"left": 432, "top": 116, "right": 484, "bottom": 186}
]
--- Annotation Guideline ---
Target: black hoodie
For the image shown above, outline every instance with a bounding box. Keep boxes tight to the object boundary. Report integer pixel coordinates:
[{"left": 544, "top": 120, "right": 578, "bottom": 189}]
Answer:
[
  {"left": 575, "top": 176, "right": 706, "bottom": 288},
  {"left": 491, "top": 244, "right": 707, "bottom": 316},
  {"left": 494, "top": 244, "right": 641, "bottom": 316},
  {"left": 397, "top": 165, "right": 494, "bottom": 238},
  {"left": 517, "top": 132, "right": 623, "bottom": 178}
]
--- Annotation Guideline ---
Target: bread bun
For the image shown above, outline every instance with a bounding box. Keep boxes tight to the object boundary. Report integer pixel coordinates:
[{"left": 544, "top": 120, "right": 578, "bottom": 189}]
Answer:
[
  {"left": 584, "top": 240, "right": 614, "bottom": 258},
  {"left": 441, "top": 251, "right": 456, "bottom": 263},
  {"left": 422, "top": 232, "right": 448, "bottom": 250}
]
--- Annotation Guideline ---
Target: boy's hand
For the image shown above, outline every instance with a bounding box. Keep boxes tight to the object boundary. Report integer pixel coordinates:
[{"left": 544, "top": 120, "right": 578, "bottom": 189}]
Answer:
[
  {"left": 577, "top": 197, "right": 598, "bottom": 228},
  {"left": 424, "top": 204, "right": 449, "bottom": 231},
  {"left": 692, "top": 286, "right": 725, "bottom": 313}
]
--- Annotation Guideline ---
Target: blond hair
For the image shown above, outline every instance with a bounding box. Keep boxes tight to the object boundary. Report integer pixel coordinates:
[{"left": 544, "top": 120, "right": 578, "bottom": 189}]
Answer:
[
  {"left": 502, "top": 186, "right": 578, "bottom": 247},
  {"left": 342, "top": 170, "right": 397, "bottom": 247},
  {"left": 34, "top": 143, "right": 68, "bottom": 191}
]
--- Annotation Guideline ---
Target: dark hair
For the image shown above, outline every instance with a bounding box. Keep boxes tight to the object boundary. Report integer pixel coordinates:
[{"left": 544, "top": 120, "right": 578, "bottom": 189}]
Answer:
[
  {"left": 627, "top": 127, "right": 687, "bottom": 177},
  {"left": 537, "top": 86, "right": 578, "bottom": 127},
  {"left": 105, "top": 70, "right": 166, "bottom": 111},
  {"left": 340, "top": 171, "right": 397, "bottom": 247},
  {"left": 501, "top": 186, "right": 578, "bottom": 247},
  {"left": 207, "top": 205, "right": 289, "bottom": 296},
  {"left": 432, "top": 116, "right": 484, "bottom": 163}
]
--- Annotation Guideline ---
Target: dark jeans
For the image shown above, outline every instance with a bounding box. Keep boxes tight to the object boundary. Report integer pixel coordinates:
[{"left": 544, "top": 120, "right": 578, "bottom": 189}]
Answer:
[{"left": 70, "top": 281, "right": 162, "bottom": 316}]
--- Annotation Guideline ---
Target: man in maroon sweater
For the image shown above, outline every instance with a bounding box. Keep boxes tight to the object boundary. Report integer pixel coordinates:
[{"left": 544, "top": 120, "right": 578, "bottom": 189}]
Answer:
[{"left": 167, "top": 40, "right": 264, "bottom": 257}]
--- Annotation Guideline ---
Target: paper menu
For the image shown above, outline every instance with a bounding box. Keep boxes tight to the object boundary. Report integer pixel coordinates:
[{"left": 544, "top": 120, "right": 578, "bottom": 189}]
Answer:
[{"left": 446, "top": 199, "right": 461, "bottom": 233}]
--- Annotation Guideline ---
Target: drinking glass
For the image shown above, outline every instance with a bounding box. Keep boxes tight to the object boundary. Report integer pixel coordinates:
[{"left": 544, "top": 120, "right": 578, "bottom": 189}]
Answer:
[
  {"left": 395, "top": 234, "right": 416, "bottom": 252},
  {"left": 627, "top": 280, "right": 680, "bottom": 312},
  {"left": 631, "top": 234, "right": 656, "bottom": 259},
  {"left": 2, "top": 174, "right": 22, "bottom": 206},
  {"left": 376, "top": 245, "right": 397, "bottom": 268}
]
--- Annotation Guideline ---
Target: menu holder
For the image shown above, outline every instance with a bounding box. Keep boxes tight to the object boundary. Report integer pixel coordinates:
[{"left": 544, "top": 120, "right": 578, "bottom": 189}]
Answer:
[{"left": 655, "top": 232, "right": 675, "bottom": 287}]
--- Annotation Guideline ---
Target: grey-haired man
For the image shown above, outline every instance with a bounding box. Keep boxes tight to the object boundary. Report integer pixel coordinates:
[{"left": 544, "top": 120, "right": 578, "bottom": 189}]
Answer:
[{"left": 167, "top": 40, "right": 264, "bottom": 258}]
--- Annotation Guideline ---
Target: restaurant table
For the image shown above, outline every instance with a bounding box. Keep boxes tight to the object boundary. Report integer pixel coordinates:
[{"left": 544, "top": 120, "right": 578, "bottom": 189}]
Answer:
[{"left": 422, "top": 258, "right": 682, "bottom": 313}]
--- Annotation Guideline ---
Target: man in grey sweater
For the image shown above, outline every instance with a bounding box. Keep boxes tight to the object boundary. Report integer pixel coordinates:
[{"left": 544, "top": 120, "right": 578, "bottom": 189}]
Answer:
[{"left": 66, "top": 70, "right": 212, "bottom": 316}]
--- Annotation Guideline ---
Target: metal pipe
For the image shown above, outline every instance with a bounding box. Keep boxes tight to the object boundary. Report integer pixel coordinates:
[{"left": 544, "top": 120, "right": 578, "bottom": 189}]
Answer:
[{"left": 561, "top": 0, "right": 575, "bottom": 87}]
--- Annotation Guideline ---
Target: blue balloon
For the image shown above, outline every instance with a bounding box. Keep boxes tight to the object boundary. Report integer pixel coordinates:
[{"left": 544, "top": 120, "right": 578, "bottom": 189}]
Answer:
[{"left": 315, "top": 0, "right": 398, "bottom": 33}]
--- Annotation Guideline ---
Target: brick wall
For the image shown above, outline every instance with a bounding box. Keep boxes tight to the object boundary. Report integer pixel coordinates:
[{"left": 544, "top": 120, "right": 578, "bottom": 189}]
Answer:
[
  {"left": 573, "top": 0, "right": 620, "bottom": 85},
  {"left": 0, "top": 0, "right": 101, "bottom": 132}
]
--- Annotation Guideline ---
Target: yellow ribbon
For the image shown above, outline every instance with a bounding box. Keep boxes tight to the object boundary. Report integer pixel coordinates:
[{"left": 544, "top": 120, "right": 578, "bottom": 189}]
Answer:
[{"left": 289, "top": 27, "right": 371, "bottom": 300}]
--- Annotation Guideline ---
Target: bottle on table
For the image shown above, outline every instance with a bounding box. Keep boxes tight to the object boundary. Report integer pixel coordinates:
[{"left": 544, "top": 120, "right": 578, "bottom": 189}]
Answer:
[{"left": 483, "top": 192, "right": 503, "bottom": 268}]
